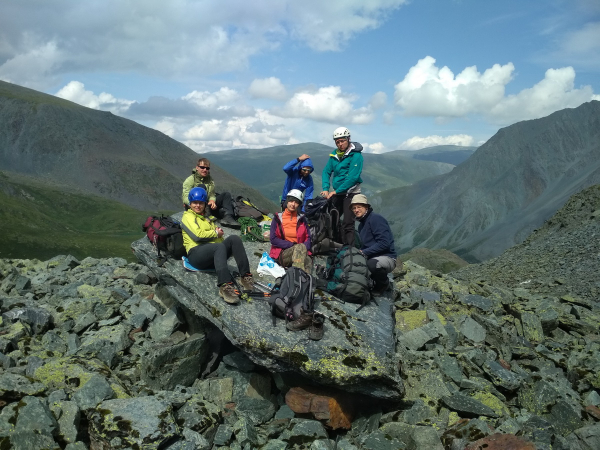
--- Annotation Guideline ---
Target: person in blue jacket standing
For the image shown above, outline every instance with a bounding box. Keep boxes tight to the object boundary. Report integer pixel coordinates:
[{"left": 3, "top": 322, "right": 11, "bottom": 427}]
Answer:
[
  {"left": 351, "top": 194, "right": 397, "bottom": 294},
  {"left": 281, "top": 154, "right": 314, "bottom": 210}
]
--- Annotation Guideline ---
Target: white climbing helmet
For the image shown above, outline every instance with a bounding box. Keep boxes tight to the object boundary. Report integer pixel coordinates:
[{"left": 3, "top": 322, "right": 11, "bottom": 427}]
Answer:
[
  {"left": 333, "top": 127, "right": 351, "bottom": 140},
  {"left": 286, "top": 189, "right": 304, "bottom": 203}
]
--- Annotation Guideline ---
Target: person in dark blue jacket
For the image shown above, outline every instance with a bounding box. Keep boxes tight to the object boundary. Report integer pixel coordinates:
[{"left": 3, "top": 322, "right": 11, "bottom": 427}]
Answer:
[
  {"left": 351, "top": 194, "right": 397, "bottom": 294},
  {"left": 281, "top": 154, "right": 314, "bottom": 210}
]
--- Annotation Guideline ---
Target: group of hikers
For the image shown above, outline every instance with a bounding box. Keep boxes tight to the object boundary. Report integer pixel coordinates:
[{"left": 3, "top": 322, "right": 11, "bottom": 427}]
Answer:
[{"left": 179, "top": 126, "right": 397, "bottom": 312}]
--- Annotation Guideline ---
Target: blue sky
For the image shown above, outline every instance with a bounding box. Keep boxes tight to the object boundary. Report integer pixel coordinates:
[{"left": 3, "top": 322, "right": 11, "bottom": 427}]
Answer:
[{"left": 1, "top": 0, "right": 599, "bottom": 153}]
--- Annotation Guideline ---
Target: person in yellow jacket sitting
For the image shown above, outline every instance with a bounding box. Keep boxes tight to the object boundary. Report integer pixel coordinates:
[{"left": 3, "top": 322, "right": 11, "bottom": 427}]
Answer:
[{"left": 181, "top": 187, "right": 254, "bottom": 304}]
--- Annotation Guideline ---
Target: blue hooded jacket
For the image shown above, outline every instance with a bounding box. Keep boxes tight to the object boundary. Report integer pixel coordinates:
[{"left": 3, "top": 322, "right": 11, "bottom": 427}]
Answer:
[{"left": 281, "top": 157, "right": 314, "bottom": 209}]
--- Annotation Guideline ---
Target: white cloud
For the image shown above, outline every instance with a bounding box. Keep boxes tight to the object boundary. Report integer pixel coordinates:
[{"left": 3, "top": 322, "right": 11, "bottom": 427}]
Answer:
[
  {"left": 395, "top": 56, "right": 599, "bottom": 125},
  {"left": 275, "top": 86, "right": 373, "bottom": 124},
  {"left": 399, "top": 134, "right": 475, "bottom": 150},
  {"left": 0, "top": 0, "right": 408, "bottom": 87},
  {"left": 0, "top": 40, "right": 63, "bottom": 89},
  {"left": 248, "top": 77, "right": 287, "bottom": 100},
  {"left": 364, "top": 142, "right": 387, "bottom": 154},
  {"left": 55, "top": 81, "right": 134, "bottom": 114},
  {"left": 394, "top": 56, "right": 514, "bottom": 117},
  {"left": 369, "top": 91, "right": 387, "bottom": 109},
  {"left": 183, "top": 88, "right": 241, "bottom": 108},
  {"left": 286, "top": 0, "right": 408, "bottom": 51},
  {"left": 548, "top": 21, "right": 600, "bottom": 69},
  {"left": 180, "top": 110, "right": 298, "bottom": 152},
  {"left": 489, "top": 67, "right": 596, "bottom": 123}
]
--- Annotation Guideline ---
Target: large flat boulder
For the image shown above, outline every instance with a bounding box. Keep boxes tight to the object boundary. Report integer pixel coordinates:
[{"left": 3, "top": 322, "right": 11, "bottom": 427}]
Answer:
[{"left": 131, "top": 221, "right": 403, "bottom": 400}]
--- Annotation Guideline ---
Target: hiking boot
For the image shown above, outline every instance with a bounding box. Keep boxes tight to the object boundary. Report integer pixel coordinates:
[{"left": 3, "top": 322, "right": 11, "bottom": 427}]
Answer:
[
  {"left": 219, "top": 282, "right": 240, "bottom": 304},
  {"left": 220, "top": 215, "right": 240, "bottom": 229},
  {"left": 308, "top": 314, "right": 325, "bottom": 341},
  {"left": 240, "top": 273, "right": 254, "bottom": 291},
  {"left": 286, "top": 313, "right": 313, "bottom": 331}
]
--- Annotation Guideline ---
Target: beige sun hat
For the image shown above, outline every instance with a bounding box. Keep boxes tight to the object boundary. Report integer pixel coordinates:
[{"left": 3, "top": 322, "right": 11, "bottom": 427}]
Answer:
[{"left": 350, "top": 194, "right": 369, "bottom": 207}]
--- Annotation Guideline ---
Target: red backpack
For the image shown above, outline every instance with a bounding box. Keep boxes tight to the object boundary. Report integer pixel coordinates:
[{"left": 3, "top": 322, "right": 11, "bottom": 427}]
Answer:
[{"left": 141, "top": 215, "right": 185, "bottom": 266}]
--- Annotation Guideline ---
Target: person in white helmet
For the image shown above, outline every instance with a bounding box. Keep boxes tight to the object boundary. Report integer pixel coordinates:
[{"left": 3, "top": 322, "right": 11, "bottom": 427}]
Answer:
[
  {"left": 320, "top": 127, "right": 364, "bottom": 246},
  {"left": 268, "top": 189, "right": 312, "bottom": 273}
]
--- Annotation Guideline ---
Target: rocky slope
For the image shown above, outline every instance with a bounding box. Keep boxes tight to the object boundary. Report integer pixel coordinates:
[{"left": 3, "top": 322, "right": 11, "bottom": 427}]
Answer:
[
  {"left": 0, "top": 230, "right": 599, "bottom": 448},
  {"left": 453, "top": 184, "right": 600, "bottom": 304},
  {"left": 376, "top": 100, "right": 600, "bottom": 262},
  {"left": 0, "top": 81, "right": 274, "bottom": 212}
]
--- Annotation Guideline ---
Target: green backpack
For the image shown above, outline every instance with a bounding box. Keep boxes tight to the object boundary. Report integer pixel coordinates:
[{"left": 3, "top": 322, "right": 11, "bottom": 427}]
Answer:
[{"left": 317, "top": 246, "right": 371, "bottom": 309}]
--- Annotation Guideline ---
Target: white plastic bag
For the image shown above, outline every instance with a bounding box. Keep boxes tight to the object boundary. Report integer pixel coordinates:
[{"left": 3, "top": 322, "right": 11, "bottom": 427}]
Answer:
[{"left": 257, "top": 251, "right": 286, "bottom": 278}]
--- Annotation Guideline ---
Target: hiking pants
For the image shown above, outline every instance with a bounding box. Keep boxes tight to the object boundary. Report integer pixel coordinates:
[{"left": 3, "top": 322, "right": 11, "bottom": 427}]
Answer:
[
  {"left": 187, "top": 235, "right": 250, "bottom": 285},
  {"left": 367, "top": 256, "right": 396, "bottom": 287},
  {"left": 278, "top": 244, "right": 312, "bottom": 273},
  {"left": 331, "top": 193, "right": 356, "bottom": 246},
  {"left": 210, "top": 192, "right": 235, "bottom": 218}
]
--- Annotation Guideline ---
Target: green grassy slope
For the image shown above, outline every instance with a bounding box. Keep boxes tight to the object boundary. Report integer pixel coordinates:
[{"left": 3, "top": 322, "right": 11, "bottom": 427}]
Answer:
[{"left": 0, "top": 171, "right": 162, "bottom": 262}]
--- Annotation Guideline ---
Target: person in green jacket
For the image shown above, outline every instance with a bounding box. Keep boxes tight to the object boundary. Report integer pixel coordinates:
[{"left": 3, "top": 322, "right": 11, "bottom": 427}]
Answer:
[
  {"left": 182, "top": 158, "right": 239, "bottom": 228},
  {"left": 320, "top": 126, "right": 364, "bottom": 246}
]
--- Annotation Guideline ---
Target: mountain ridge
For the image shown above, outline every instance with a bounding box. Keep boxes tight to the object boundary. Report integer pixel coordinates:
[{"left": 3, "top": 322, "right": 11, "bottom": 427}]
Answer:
[{"left": 376, "top": 100, "right": 600, "bottom": 262}]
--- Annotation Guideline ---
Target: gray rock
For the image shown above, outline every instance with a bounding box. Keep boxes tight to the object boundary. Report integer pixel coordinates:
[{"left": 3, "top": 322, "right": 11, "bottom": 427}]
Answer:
[
  {"left": 458, "top": 294, "right": 493, "bottom": 312},
  {"left": 141, "top": 334, "right": 208, "bottom": 390},
  {"left": 262, "top": 440, "right": 289, "bottom": 450},
  {"left": 459, "top": 317, "right": 486, "bottom": 343},
  {"left": 14, "top": 395, "right": 59, "bottom": 437},
  {"left": 56, "top": 401, "right": 81, "bottom": 445},
  {"left": 194, "top": 377, "right": 234, "bottom": 405},
  {"left": 275, "top": 404, "right": 295, "bottom": 419},
  {"left": 64, "top": 443, "right": 88, "bottom": 450},
  {"left": 0, "top": 372, "right": 46, "bottom": 400},
  {"left": 175, "top": 394, "right": 221, "bottom": 433},
  {"left": 548, "top": 400, "right": 583, "bottom": 436},
  {"left": 408, "top": 426, "right": 444, "bottom": 450},
  {"left": 72, "top": 311, "right": 97, "bottom": 333},
  {"left": 483, "top": 360, "right": 522, "bottom": 390},
  {"left": 9, "top": 431, "right": 60, "bottom": 450},
  {"left": 281, "top": 419, "right": 328, "bottom": 445},
  {"left": 223, "top": 351, "right": 257, "bottom": 372},
  {"left": 89, "top": 396, "right": 177, "bottom": 449},
  {"left": 234, "top": 416, "right": 259, "bottom": 447},
  {"left": 574, "top": 425, "right": 600, "bottom": 450},
  {"left": 2, "top": 307, "right": 53, "bottom": 334},
  {"left": 72, "top": 374, "right": 115, "bottom": 410},
  {"left": 149, "top": 307, "right": 184, "bottom": 341},
  {"left": 213, "top": 424, "right": 234, "bottom": 446},
  {"left": 442, "top": 392, "right": 499, "bottom": 417},
  {"left": 76, "top": 323, "right": 132, "bottom": 368}
]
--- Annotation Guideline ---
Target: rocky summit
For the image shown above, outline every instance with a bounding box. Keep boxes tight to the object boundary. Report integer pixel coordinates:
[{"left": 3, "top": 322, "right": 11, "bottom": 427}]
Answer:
[{"left": 0, "top": 229, "right": 599, "bottom": 448}]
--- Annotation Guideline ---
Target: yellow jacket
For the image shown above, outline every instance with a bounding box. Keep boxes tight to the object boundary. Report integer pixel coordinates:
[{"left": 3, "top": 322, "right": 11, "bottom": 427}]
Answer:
[{"left": 181, "top": 209, "right": 223, "bottom": 253}]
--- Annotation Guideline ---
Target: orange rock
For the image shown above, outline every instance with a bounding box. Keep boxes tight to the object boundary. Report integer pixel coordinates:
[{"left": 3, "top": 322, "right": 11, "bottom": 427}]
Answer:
[
  {"left": 585, "top": 405, "right": 600, "bottom": 420},
  {"left": 285, "top": 386, "right": 355, "bottom": 429},
  {"left": 498, "top": 358, "right": 511, "bottom": 370},
  {"left": 465, "top": 433, "right": 536, "bottom": 450}
]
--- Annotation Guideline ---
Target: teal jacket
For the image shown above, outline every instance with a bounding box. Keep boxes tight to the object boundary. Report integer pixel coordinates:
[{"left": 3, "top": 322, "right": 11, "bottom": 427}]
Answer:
[{"left": 322, "top": 142, "right": 364, "bottom": 194}]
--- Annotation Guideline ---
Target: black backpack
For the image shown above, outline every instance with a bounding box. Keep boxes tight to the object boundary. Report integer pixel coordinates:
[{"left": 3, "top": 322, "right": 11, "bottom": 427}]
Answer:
[
  {"left": 304, "top": 197, "right": 341, "bottom": 255},
  {"left": 233, "top": 196, "right": 268, "bottom": 221},
  {"left": 269, "top": 267, "right": 315, "bottom": 325},
  {"left": 316, "top": 246, "right": 371, "bottom": 310},
  {"left": 142, "top": 215, "right": 186, "bottom": 266}
]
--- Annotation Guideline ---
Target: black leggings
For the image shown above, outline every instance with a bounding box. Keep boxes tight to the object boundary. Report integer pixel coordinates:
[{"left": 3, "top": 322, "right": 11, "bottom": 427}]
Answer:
[
  {"left": 187, "top": 235, "right": 250, "bottom": 285},
  {"left": 330, "top": 193, "right": 356, "bottom": 246}
]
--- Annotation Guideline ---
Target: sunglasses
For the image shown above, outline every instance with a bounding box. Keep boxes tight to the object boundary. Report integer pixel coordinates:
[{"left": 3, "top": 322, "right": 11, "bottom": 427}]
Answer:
[
  {"left": 301, "top": 168, "right": 311, "bottom": 172},
  {"left": 197, "top": 165, "right": 210, "bottom": 170},
  {"left": 334, "top": 138, "right": 347, "bottom": 143}
]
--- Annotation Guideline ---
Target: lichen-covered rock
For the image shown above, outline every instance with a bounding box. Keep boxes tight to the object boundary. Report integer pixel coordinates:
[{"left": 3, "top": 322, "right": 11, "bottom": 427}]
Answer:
[
  {"left": 89, "top": 396, "right": 177, "bottom": 449},
  {"left": 132, "top": 234, "right": 403, "bottom": 400},
  {"left": 0, "top": 372, "right": 46, "bottom": 400},
  {"left": 141, "top": 333, "right": 209, "bottom": 390}
]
